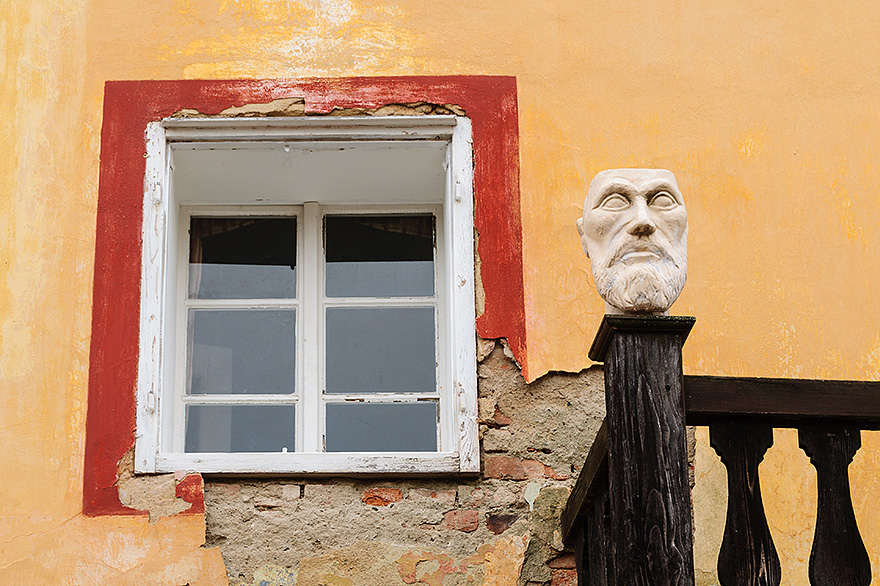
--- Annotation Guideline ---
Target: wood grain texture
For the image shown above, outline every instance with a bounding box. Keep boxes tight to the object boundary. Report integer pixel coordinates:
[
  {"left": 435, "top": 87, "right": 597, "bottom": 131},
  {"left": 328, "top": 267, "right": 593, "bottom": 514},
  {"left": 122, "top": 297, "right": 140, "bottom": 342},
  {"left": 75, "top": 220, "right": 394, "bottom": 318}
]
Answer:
[
  {"left": 134, "top": 121, "right": 167, "bottom": 474},
  {"left": 154, "top": 452, "right": 462, "bottom": 475},
  {"left": 603, "top": 323, "right": 695, "bottom": 586},
  {"left": 572, "top": 478, "right": 611, "bottom": 586},
  {"left": 586, "top": 480, "right": 611, "bottom": 586},
  {"left": 575, "top": 524, "right": 588, "bottom": 586},
  {"left": 685, "top": 377, "right": 880, "bottom": 428},
  {"left": 589, "top": 315, "right": 695, "bottom": 362},
  {"left": 710, "top": 419, "right": 780, "bottom": 586},
  {"left": 561, "top": 420, "right": 608, "bottom": 542},
  {"left": 450, "top": 118, "right": 479, "bottom": 472},
  {"left": 798, "top": 426, "right": 871, "bottom": 586},
  {"left": 565, "top": 316, "right": 878, "bottom": 586}
]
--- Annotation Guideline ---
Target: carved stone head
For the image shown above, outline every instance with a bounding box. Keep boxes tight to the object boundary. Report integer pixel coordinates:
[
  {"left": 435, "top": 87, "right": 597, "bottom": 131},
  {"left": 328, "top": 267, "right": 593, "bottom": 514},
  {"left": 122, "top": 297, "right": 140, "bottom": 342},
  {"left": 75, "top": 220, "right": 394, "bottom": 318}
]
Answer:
[{"left": 576, "top": 168, "right": 688, "bottom": 314}]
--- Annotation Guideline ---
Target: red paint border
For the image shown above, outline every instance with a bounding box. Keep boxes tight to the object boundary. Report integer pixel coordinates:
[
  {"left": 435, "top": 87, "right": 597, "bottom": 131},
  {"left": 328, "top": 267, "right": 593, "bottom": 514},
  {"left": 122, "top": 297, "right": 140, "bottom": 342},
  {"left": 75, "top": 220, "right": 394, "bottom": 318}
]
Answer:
[{"left": 84, "top": 77, "right": 524, "bottom": 516}]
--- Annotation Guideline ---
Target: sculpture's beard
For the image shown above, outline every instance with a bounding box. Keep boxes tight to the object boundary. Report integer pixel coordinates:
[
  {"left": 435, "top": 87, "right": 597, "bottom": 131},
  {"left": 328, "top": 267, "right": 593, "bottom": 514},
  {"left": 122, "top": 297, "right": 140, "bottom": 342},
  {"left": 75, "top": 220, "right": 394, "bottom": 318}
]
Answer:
[{"left": 591, "top": 238, "right": 687, "bottom": 314}]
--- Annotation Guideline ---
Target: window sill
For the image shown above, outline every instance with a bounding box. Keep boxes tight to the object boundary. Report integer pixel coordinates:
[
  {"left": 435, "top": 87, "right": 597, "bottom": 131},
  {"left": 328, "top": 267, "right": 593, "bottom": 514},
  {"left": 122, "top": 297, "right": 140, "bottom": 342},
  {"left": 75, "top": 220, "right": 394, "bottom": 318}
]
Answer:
[{"left": 148, "top": 452, "right": 468, "bottom": 475}]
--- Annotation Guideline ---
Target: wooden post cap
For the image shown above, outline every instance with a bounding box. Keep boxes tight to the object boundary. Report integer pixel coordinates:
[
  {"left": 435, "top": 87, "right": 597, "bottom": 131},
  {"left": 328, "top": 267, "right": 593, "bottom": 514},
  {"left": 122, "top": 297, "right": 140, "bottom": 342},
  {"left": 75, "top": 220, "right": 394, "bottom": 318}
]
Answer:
[{"left": 589, "top": 314, "right": 696, "bottom": 362}]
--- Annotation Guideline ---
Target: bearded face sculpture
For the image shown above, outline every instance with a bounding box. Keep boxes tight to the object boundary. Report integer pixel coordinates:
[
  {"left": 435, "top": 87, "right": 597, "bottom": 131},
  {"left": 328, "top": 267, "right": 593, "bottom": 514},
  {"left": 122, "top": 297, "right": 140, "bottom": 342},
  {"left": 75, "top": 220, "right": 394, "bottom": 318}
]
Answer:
[{"left": 576, "top": 169, "right": 688, "bottom": 315}]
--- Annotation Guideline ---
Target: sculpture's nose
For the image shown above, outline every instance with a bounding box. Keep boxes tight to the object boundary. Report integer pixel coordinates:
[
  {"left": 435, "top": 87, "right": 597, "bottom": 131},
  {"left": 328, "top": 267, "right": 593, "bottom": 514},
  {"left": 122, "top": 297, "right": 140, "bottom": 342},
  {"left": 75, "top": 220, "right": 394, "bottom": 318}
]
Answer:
[{"left": 627, "top": 199, "right": 656, "bottom": 237}]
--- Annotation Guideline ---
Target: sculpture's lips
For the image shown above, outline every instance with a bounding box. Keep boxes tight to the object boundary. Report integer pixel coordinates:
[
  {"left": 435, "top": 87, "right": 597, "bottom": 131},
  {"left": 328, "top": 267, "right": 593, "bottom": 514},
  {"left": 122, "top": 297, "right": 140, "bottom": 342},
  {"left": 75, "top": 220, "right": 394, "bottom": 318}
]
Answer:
[
  {"left": 620, "top": 250, "right": 660, "bottom": 262},
  {"left": 610, "top": 244, "right": 667, "bottom": 265}
]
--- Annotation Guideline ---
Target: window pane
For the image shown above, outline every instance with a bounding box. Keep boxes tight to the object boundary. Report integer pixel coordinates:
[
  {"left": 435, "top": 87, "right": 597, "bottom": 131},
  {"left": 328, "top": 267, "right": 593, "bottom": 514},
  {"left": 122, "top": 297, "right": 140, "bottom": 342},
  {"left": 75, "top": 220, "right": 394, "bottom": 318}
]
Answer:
[
  {"left": 189, "top": 217, "right": 296, "bottom": 299},
  {"left": 188, "top": 309, "right": 295, "bottom": 395},
  {"left": 325, "top": 402, "right": 437, "bottom": 452},
  {"left": 185, "top": 405, "right": 295, "bottom": 452},
  {"left": 325, "top": 215, "right": 434, "bottom": 297},
  {"left": 325, "top": 307, "right": 435, "bottom": 394}
]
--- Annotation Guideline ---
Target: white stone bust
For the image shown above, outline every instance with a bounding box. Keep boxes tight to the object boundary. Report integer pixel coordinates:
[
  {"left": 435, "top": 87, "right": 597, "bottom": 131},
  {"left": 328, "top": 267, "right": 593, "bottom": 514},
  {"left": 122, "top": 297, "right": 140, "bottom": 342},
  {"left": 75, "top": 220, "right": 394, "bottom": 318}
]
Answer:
[{"left": 576, "top": 168, "right": 688, "bottom": 315}]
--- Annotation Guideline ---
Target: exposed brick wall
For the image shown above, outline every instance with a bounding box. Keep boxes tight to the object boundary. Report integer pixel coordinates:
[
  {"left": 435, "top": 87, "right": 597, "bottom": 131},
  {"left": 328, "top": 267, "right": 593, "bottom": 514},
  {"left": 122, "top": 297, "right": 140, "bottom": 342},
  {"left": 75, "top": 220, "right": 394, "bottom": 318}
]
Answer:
[{"left": 205, "top": 341, "right": 605, "bottom": 585}]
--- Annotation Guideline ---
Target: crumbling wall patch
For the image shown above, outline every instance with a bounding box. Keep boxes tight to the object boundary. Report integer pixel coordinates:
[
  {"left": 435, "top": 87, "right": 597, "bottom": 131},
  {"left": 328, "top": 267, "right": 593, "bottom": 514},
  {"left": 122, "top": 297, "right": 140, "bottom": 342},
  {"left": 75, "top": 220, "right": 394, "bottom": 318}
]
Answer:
[{"left": 206, "top": 342, "right": 605, "bottom": 585}]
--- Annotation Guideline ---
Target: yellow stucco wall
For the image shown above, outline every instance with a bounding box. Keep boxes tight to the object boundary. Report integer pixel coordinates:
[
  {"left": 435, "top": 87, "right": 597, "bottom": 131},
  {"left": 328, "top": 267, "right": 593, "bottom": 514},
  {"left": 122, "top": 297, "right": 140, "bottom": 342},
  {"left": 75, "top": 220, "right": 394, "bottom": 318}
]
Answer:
[{"left": 2, "top": 0, "right": 879, "bottom": 583}]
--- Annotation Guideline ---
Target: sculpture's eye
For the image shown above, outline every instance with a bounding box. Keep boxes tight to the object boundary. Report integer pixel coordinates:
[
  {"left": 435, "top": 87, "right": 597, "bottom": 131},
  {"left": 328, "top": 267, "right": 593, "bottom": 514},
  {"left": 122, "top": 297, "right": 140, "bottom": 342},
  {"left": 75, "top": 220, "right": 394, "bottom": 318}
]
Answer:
[
  {"left": 650, "top": 192, "right": 677, "bottom": 209},
  {"left": 599, "top": 194, "right": 629, "bottom": 210}
]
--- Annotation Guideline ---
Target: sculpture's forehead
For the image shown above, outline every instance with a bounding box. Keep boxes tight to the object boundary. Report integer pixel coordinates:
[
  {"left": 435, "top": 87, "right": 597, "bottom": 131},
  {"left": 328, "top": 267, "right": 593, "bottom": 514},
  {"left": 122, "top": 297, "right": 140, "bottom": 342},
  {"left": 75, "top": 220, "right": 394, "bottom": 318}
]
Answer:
[{"left": 588, "top": 168, "right": 679, "bottom": 196}]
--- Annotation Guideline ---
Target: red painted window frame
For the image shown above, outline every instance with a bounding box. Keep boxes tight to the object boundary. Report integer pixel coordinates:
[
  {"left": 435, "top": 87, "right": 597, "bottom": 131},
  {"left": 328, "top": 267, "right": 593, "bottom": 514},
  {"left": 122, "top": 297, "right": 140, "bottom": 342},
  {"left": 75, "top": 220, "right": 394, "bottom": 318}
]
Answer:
[{"left": 84, "top": 77, "right": 524, "bottom": 516}]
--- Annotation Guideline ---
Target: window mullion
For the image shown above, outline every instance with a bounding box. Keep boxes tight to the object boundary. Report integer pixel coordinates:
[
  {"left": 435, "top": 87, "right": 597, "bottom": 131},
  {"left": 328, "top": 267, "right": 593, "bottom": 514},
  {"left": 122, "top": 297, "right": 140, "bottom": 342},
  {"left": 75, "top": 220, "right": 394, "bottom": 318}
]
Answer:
[{"left": 301, "top": 202, "right": 322, "bottom": 452}]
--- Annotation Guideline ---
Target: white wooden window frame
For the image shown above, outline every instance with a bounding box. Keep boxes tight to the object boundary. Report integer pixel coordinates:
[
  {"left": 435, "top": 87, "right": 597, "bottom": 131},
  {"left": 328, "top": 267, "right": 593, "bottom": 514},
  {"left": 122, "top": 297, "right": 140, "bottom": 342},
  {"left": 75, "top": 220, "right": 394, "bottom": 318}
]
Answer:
[{"left": 136, "top": 116, "right": 477, "bottom": 475}]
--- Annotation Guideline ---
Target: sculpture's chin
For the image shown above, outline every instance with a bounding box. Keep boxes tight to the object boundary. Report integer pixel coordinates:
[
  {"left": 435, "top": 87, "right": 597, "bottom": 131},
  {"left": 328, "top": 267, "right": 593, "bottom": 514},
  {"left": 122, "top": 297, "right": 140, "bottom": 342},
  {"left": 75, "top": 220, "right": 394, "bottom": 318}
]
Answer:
[{"left": 594, "top": 261, "right": 687, "bottom": 315}]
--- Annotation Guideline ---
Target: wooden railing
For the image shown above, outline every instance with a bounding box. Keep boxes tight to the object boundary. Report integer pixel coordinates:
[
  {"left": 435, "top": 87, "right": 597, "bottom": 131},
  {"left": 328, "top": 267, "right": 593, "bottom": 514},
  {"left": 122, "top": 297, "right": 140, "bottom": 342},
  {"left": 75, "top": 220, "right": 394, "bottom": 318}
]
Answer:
[{"left": 561, "top": 316, "right": 880, "bottom": 586}]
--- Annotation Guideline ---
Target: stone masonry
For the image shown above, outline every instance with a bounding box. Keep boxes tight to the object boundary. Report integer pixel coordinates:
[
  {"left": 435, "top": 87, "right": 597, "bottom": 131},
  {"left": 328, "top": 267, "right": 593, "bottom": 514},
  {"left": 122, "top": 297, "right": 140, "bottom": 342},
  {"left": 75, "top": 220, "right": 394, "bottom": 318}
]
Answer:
[{"left": 204, "top": 340, "right": 605, "bottom": 585}]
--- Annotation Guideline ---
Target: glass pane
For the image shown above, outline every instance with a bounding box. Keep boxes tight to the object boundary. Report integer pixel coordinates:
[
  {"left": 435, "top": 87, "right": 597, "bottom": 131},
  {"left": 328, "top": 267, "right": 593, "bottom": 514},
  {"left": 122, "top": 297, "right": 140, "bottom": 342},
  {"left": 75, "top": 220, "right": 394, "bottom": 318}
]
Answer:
[
  {"left": 185, "top": 405, "right": 295, "bottom": 452},
  {"left": 188, "top": 309, "right": 295, "bottom": 395},
  {"left": 325, "top": 402, "right": 437, "bottom": 452},
  {"left": 189, "top": 217, "right": 296, "bottom": 299},
  {"left": 325, "top": 307, "right": 435, "bottom": 394},
  {"left": 325, "top": 215, "right": 434, "bottom": 297}
]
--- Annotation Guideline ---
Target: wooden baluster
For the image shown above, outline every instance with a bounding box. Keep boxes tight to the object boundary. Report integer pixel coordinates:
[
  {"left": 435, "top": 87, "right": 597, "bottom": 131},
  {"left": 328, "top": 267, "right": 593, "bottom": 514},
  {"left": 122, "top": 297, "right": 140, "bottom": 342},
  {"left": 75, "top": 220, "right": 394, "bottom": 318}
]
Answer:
[
  {"left": 575, "top": 523, "right": 588, "bottom": 586},
  {"left": 798, "top": 425, "right": 871, "bottom": 586},
  {"left": 589, "top": 480, "right": 610, "bottom": 586},
  {"left": 574, "top": 479, "right": 611, "bottom": 586},
  {"left": 710, "top": 419, "right": 780, "bottom": 586},
  {"left": 562, "top": 420, "right": 610, "bottom": 586}
]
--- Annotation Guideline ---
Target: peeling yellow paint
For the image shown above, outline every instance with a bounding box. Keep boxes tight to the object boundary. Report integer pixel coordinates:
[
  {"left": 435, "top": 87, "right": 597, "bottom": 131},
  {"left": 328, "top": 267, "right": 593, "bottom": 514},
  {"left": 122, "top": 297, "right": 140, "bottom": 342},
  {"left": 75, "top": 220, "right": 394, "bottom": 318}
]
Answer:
[
  {"left": 859, "top": 336, "right": 880, "bottom": 380},
  {"left": 482, "top": 533, "right": 529, "bottom": 586},
  {"left": 116, "top": 449, "right": 191, "bottom": 523},
  {"left": 691, "top": 427, "right": 726, "bottom": 586},
  {"left": 837, "top": 195, "right": 867, "bottom": 242},
  {"left": 156, "top": 0, "right": 420, "bottom": 79},
  {"left": 735, "top": 129, "right": 766, "bottom": 159},
  {"left": 0, "top": 514, "right": 225, "bottom": 584}
]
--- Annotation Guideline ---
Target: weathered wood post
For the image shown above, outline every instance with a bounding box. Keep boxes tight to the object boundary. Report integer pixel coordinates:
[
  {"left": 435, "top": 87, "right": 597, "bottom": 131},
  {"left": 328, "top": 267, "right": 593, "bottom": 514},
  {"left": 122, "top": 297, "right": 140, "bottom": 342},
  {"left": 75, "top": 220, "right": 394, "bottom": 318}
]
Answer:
[{"left": 589, "top": 314, "right": 696, "bottom": 586}]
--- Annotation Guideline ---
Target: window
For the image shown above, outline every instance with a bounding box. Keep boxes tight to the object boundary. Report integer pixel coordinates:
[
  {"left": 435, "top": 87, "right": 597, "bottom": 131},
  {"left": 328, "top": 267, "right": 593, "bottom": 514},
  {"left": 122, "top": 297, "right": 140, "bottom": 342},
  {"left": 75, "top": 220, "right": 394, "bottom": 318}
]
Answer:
[{"left": 136, "top": 116, "right": 477, "bottom": 474}]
